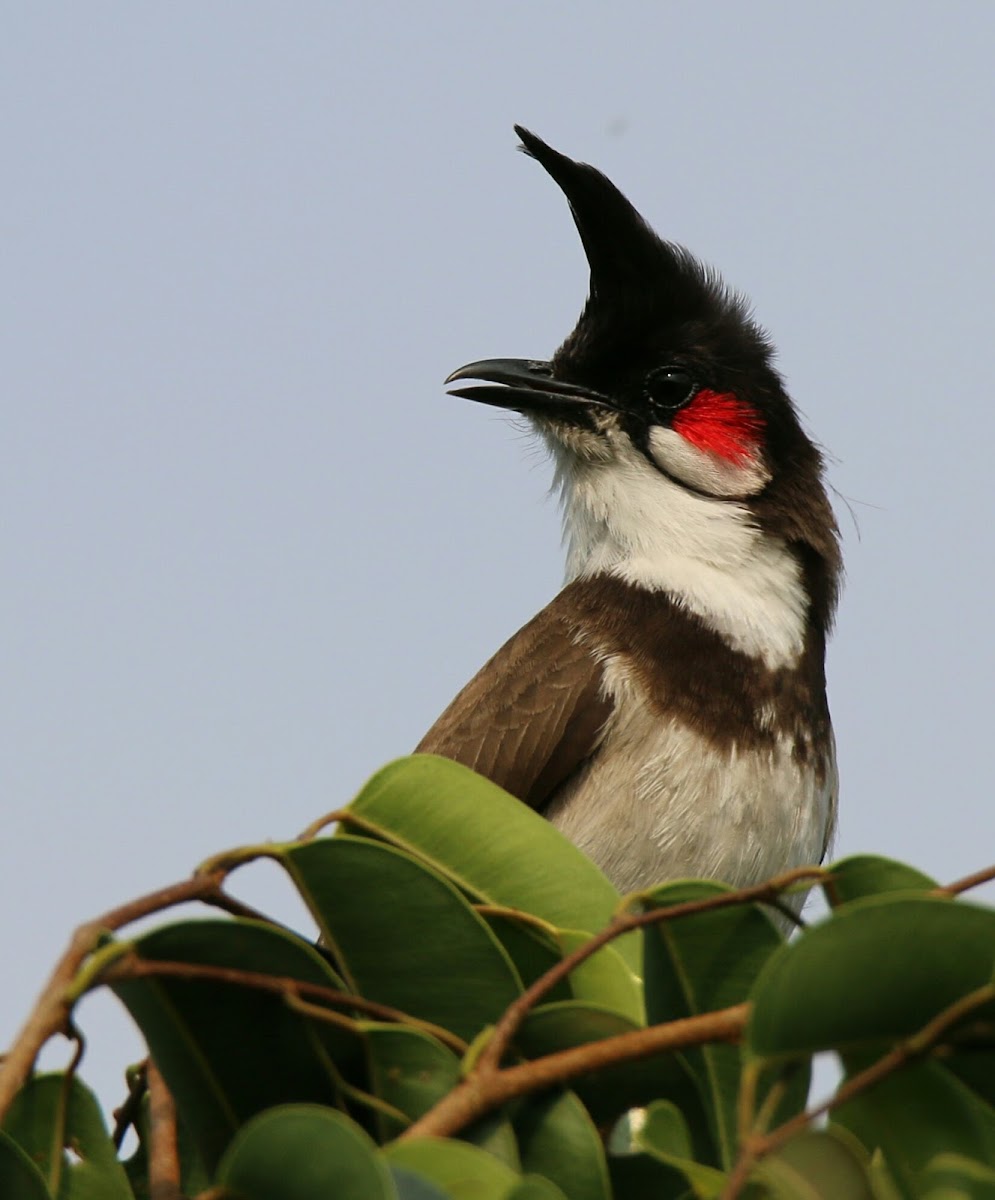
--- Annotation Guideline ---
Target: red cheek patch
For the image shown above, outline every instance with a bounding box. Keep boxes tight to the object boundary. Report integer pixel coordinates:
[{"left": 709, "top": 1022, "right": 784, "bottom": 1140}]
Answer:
[{"left": 671, "top": 390, "right": 765, "bottom": 464}]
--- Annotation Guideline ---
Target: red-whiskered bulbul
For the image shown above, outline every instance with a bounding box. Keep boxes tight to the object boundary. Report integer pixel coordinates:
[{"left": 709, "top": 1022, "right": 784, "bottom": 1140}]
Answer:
[{"left": 417, "top": 127, "right": 841, "bottom": 896}]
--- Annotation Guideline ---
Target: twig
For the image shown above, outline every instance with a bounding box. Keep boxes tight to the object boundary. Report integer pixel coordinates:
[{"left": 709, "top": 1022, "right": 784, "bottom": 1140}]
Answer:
[
  {"left": 112, "top": 1059, "right": 149, "bottom": 1150},
  {"left": 402, "top": 1004, "right": 746, "bottom": 1140},
  {"left": 475, "top": 866, "right": 825, "bottom": 1077},
  {"left": 147, "top": 1059, "right": 183, "bottom": 1200},
  {"left": 937, "top": 864, "right": 995, "bottom": 898},
  {"left": 298, "top": 808, "right": 352, "bottom": 841},
  {"left": 0, "top": 872, "right": 233, "bottom": 1120},
  {"left": 397, "top": 867, "right": 822, "bottom": 1142},
  {"left": 47, "top": 1029, "right": 85, "bottom": 1197},
  {"left": 721, "top": 982, "right": 995, "bottom": 1198},
  {"left": 99, "top": 956, "right": 469, "bottom": 1055}
]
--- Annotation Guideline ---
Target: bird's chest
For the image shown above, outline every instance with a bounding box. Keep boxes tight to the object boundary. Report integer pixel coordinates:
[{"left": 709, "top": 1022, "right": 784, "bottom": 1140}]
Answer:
[{"left": 545, "top": 689, "right": 835, "bottom": 897}]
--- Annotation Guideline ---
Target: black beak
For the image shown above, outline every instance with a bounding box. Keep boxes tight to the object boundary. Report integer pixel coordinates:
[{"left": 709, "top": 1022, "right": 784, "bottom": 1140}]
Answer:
[{"left": 445, "top": 358, "right": 614, "bottom": 416}]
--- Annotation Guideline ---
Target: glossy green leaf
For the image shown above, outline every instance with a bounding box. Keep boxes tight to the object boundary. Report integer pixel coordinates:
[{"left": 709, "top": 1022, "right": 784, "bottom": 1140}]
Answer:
[
  {"left": 631, "top": 1102, "right": 726, "bottom": 1198},
  {"left": 341, "top": 756, "right": 639, "bottom": 971},
  {"left": 920, "top": 1153, "right": 995, "bottom": 1200},
  {"left": 507, "top": 1179, "right": 569, "bottom": 1200},
  {"left": 384, "top": 1137, "right": 519, "bottom": 1200},
  {"left": 823, "top": 856, "right": 937, "bottom": 908},
  {"left": 280, "top": 835, "right": 522, "bottom": 1041},
  {"left": 556, "top": 931, "right": 643, "bottom": 1023},
  {"left": 513, "top": 1089, "right": 610, "bottom": 1200},
  {"left": 2, "top": 1074, "right": 131, "bottom": 1200},
  {"left": 604, "top": 1099, "right": 729, "bottom": 1195},
  {"left": 638, "top": 1099, "right": 720, "bottom": 1195},
  {"left": 480, "top": 913, "right": 576, "bottom": 1003},
  {"left": 216, "top": 1104, "right": 396, "bottom": 1198},
  {"left": 518, "top": 1001, "right": 709, "bottom": 1139},
  {"left": 641, "top": 881, "right": 789, "bottom": 1168},
  {"left": 607, "top": 1109, "right": 699, "bottom": 1200},
  {"left": 361, "top": 1025, "right": 518, "bottom": 1166},
  {"left": 363, "top": 1025, "right": 461, "bottom": 1137},
  {"left": 637, "top": 1100, "right": 694, "bottom": 1157},
  {"left": 110, "top": 918, "right": 359, "bottom": 1171},
  {"left": 942, "top": 1049, "right": 995, "bottom": 1111},
  {"left": 480, "top": 912, "right": 642, "bottom": 1023},
  {"left": 0, "top": 1130, "right": 51, "bottom": 1200},
  {"left": 745, "top": 1128, "right": 875, "bottom": 1199},
  {"left": 607, "top": 1154, "right": 693, "bottom": 1200},
  {"left": 390, "top": 1167, "right": 454, "bottom": 1200},
  {"left": 833, "top": 1059, "right": 995, "bottom": 1194},
  {"left": 748, "top": 896, "right": 995, "bottom": 1059}
]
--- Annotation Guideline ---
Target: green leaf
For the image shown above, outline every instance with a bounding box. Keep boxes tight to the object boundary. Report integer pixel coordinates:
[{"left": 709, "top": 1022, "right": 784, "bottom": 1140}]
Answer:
[
  {"left": 0, "top": 1130, "right": 51, "bottom": 1200},
  {"left": 507, "top": 1179, "right": 570, "bottom": 1200},
  {"left": 919, "top": 1153, "right": 995, "bottom": 1200},
  {"left": 384, "top": 1137, "right": 520, "bottom": 1200},
  {"left": 518, "top": 1002, "right": 708, "bottom": 1138},
  {"left": 745, "top": 1128, "right": 875, "bottom": 1199},
  {"left": 361, "top": 1025, "right": 518, "bottom": 1167},
  {"left": 363, "top": 1025, "right": 462, "bottom": 1138},
  {"left": 216, "top": 1104, "right": 396, "bottom": 1198},
  {"left": 606, "top": 1154, "right": 693, "bottom": 1200},
  {"left": 279, "top": 836, "right": 522, "bottom": 1041},
  {"left": 341, "top": 756, "right": 639, "bottom": 972},
  {"left": 823, "top": 856, "right": 937, "bottom": 908},
  {"left": 390, "top": 1167, "right": 454, "bottom": 1200},
  {"left": 631, "top": 1101, "right": 726, "bottom": 1198},
  {"left": 480, "top": 912, "right": 642, "bottom": 1023},
  {"left": 942, "top": 1049, "right": 995, "bottom": 1111},
  {"left": 1, "top": 1074, "right": 131, "bottom": 1200},
  {"left": 635, "top": 1101, "right": 694, "bottom": 1158},
  {"left": 513, "top": 1089, "right": 611, "bottom": 1200},
  {"left": 833, "top": 1059, "right": 995, "bottom": 1194},
  {"left": 641, "top": 881, "right": 789, "bottom": 1168},
  {"left": 110, "top": 918, "right": 360, "bottom": 1171},
  {"left": 556, "top": 931, "right": 644, "bottom": 1024},
  {"left": 748, "top": 895, "right": 995, "bottom": 1060},
  {"left": 480, "top": 913, "right": 577, "bottom": 1005}
]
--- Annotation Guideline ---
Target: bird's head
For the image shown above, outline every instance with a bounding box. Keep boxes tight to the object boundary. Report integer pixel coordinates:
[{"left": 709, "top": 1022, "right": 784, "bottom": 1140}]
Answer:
[{"left": 447, "top": 127, "right": 840, "bottom": 633}]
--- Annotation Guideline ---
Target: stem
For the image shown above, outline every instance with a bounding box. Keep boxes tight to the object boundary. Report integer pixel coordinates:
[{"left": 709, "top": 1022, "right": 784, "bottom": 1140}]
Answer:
[
  {"left": 101, "top": 957, "right": 468, "bottom": 1054},
  {"left": 147, "top": 1059, "right": 183, "bottom": 1200},
  {"left": 0, "top": 873, "right": 231, "bottom": 1119},
  {"left": 475, "top": 866, "right": 825, "bottom": 1076},
  {"left": 721, "top": 982, "right": 995, "bottom": 1198},
  {"left": 937, "top": 864, "right": 995, "bottom": 898},
  {"left": 402, "top": 1003, "right": 746, "bottom": 1140}
]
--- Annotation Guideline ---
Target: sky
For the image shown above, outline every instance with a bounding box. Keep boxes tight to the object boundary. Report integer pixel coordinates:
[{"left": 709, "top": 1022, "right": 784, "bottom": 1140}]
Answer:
[{"left": 3, "top": 3, "right": 994, "bottom": 1113}]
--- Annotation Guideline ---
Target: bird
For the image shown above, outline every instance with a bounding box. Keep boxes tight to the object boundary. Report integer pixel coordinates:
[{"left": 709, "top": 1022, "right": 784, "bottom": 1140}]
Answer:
[{"left": 417, "top": 127, "right": 842, "bottom": 898}]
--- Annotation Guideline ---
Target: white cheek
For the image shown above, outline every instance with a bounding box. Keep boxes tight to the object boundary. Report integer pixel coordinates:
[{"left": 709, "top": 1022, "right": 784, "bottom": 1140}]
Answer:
[{"left": 647, "top": 426, "right": 769, "bottom": 497}]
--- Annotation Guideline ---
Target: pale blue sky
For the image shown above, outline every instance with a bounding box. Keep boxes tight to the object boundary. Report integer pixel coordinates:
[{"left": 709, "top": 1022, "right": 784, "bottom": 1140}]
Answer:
[{"left": 4, "top": 3, "right": 994, "bottom": 1108}]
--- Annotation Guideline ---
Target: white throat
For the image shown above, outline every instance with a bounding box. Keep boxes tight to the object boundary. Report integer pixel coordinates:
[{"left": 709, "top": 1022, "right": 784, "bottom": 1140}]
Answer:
[{"left": 543, "top": 428, "right": 808, "bottom": 670}]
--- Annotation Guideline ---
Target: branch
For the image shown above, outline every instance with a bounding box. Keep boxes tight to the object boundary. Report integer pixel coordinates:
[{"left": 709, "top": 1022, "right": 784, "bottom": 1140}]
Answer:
[
  {"left": 112, "top": 1060, "right": 149, "bottom": 1150},
  {"left": 937, "top": 864, "right": 995, "bottom": 898},
  {"left": 722, "top": 982, "right": 995, "bottom": 1198},
  {"left": 0, "top": 872, "right": 233, "bottom": 1120},
  {"left": 147, "top": 1059, "right": 183, "bottom": 1200},
  {"left": 403, "top": 1003, "right": 746, "bottom": 1140},
  {"left": 475, "top": 866, "right": 825, "bottom": 1077},
  {"left": 398, "top": 868, "right": 821, "bottom": 1142},
  {"left": 100, "top": 956, "right": 468, "bottom": 1054}
]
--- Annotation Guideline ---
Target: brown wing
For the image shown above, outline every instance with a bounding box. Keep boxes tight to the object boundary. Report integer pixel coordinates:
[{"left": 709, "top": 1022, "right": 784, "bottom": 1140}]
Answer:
[{"left": 415, "top": 595, "right": 613, "bottom": 810}]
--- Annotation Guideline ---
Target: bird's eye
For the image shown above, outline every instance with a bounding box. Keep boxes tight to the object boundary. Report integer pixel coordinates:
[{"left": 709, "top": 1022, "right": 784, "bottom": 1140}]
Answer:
[{"left": 644, "top": 366, "right": 696, "bottom": 413}]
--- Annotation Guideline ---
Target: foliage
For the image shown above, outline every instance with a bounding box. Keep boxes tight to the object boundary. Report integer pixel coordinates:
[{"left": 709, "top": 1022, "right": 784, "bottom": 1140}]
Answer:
[{"left": 1, "top": 755, "right": 993, "bottom": 1199}]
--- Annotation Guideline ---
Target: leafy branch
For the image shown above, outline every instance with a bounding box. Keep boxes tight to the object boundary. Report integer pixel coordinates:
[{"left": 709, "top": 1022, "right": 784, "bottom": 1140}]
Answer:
[{"left": 2, "top": 757, "right": 994, "bottom": 1199}]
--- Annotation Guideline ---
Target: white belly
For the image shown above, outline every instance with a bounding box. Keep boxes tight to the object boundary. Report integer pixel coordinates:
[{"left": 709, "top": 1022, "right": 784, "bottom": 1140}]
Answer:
[{"left": 545, "top": 696, "right": 836, "bottom": 899}]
